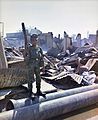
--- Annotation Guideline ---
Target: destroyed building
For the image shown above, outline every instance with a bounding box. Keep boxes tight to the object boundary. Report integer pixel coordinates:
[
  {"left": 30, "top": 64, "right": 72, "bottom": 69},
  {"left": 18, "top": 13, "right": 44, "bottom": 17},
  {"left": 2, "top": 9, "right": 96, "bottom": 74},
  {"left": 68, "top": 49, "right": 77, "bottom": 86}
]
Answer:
[
  {"left": 39, "top": 32, "right": 53, "bottom": 51},
  {"left": 5, "top": 32, "right": 24, "bottom": 48},
  {"left": 72, "top": 30, "right": 98, "bottom": 48},
  {"left": 5, "top": 28, "right": 53, "bottom": 52},
  {"left": 0, "top": 22, "right": 98, "bottom": 119}
]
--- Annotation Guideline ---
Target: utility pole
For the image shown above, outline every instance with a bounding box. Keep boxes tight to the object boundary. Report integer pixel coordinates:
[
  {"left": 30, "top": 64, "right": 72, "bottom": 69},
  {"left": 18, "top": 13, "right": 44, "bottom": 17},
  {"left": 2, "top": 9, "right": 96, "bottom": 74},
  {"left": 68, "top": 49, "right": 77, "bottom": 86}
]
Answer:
[{"left": 0, "top": 22, "right": 8, "bottom": 68}]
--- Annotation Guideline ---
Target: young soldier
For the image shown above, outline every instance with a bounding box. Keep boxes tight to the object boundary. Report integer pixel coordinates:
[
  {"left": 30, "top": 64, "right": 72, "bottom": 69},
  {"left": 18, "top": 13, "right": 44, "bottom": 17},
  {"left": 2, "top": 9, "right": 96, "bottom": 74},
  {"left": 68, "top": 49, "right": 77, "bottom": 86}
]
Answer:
[{"left": 27, "top": 34, "right": 45, "bottom": 97}]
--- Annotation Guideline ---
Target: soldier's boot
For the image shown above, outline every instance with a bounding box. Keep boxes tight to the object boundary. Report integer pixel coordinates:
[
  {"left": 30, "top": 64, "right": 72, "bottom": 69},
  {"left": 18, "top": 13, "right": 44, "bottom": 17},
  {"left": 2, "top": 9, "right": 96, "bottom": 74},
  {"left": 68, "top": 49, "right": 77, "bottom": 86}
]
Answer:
[
  {"left": 28, "top": 83, "right": 33, "bottom": 98},
  {"left": 28, "top": 89, "right": 33, "bottom": 98},
  {"left": 36, "top": 85, "right": 46, "bottom": 97}
]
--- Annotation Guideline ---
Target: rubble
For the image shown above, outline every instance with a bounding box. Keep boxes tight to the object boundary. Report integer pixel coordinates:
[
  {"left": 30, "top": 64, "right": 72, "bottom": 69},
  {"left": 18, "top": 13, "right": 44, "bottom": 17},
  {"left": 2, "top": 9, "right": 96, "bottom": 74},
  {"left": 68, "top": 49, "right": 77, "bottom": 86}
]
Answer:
[
  {"left": 42, "top": 45, "right": 98, "bottom": 86},
  {"left": 0, "top": 40, "right": 98, "bottom": 89},
  {"left": 5, "top": 47, "right": 24, "bottom": 62},
  {"left": 0, "top": 24, "right": 98, "bottom": 119},
  {"left": 47, "top": 47, "right": 61, "bottom": 58}
]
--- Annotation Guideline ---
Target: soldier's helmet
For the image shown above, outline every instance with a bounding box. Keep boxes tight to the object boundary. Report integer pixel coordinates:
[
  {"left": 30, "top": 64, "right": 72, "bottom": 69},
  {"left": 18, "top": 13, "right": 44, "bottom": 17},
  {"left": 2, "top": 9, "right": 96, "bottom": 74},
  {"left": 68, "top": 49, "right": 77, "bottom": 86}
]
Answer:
[{"left": 30, "top": 34, "right": 38, "bottom": 41}]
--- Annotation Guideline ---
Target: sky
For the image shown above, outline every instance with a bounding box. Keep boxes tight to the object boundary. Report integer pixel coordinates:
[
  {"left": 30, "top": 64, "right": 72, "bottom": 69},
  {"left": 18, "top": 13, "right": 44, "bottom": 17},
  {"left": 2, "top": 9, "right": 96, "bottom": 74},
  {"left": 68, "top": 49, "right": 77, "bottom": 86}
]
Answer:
[{"left": 0, "top": 0, "right": 98, "bottom": 38}]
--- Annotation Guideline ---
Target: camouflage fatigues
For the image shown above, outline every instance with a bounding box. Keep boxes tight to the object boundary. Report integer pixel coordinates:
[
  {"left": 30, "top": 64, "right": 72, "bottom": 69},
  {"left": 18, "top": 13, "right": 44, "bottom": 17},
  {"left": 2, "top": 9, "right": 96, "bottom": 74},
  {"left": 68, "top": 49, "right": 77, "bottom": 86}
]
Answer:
[{"left": 27, "top": 45, "right": 44, "bottom": 94}]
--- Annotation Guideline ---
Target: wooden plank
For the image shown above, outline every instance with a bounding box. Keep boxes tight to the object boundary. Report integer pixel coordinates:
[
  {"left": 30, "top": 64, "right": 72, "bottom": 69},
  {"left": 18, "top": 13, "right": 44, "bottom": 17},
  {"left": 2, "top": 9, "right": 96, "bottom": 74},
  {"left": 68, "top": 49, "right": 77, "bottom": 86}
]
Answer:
[
  {"left": 69, "top": 73, "right": 83, "bottom": 84},
  {"left": 0, "top": 90, "right": 11, "bottom": 100},
  {"left": 42, "top": 71, "right": 67, "bottom": 80}
]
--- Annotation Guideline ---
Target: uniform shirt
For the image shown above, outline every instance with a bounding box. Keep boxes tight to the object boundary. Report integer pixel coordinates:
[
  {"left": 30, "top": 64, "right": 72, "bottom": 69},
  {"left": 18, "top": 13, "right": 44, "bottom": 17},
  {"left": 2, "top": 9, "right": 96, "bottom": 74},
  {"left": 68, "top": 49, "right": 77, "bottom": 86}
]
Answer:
[{"left": 28, "top": 45, "right": 44, "bottom": 67}]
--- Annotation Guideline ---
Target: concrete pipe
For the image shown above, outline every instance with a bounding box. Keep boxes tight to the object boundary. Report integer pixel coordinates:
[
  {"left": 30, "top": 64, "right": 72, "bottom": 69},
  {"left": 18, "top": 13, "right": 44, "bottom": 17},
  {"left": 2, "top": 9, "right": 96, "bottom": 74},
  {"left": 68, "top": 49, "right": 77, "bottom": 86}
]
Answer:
[
  {"left": 1, "top": 89, "right": 98, "bottom": 120},
  {"left": 6, "top": 84, "right": 98, "bottom": 110}
]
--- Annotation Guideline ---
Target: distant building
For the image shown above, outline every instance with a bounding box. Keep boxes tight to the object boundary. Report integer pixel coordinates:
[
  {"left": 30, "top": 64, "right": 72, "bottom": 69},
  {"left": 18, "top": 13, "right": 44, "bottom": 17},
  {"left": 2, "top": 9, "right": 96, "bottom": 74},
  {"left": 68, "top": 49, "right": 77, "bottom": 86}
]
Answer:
[
  {"left": 5, "top": 28, "right": 53, "bottom": 51},
  {"left": 81, "top": 34, "right": 96, "bottom": 46},
  {"left": 76, "top": 33, "right": 81, "bottom": 47},
  {"left": 5, "top": 27, "right": 42, "bottom": 49},
  {"left": 5, "top": 32, "right": 24, "bottom": 48},
  {"left": 88, "top": 34, "right": 96, "bottom": 45},
  {"left": 53, "top": 36, "right": 63, "bottom": 52},
  {"left": 62, "top": 31, "right": 72, "bottom": 52},
  {"left": 81, "top": 38, "right": 89, "bottom": 46},
  {"left": 95, "top": 30, "right": 98, "bottom": 47},
  {"left": 73, "top": 33, "right": 96, "bottom": 47},
  {"left": 39, "top": 32, "right": 53, "bottom": 51}
]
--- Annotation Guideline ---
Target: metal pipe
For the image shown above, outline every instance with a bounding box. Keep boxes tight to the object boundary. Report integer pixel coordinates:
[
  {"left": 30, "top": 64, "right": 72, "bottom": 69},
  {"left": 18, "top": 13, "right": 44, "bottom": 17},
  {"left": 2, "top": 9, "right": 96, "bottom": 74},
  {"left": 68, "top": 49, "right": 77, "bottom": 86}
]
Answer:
[
  {"left": 6, "top": 84, "right": 98, "bottom": 110},
  {"left": 1, "top": 89, "right": 98, "bottom": 120}
]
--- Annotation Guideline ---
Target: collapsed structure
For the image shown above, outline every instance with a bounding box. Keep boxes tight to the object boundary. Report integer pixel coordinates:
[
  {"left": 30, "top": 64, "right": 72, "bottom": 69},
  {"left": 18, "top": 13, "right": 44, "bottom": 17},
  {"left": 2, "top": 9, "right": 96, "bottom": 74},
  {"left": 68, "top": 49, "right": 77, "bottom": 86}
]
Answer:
[{"left": 0, "top": 24, "right": 98, "bottom": 119}]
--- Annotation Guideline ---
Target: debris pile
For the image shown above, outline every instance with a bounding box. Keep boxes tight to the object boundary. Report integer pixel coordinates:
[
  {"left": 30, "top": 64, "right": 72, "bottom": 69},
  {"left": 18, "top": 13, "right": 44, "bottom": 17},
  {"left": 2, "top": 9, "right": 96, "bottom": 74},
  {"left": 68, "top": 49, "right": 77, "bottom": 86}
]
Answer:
[
  {"left": 0, "top": 43, "right": 98, "bottom": 89},
  {"left": 42, "top": 45, "right": 98, "bottom": 87},
  {"left": 0, "top": 23, "right": 98, "bottom": 119}
]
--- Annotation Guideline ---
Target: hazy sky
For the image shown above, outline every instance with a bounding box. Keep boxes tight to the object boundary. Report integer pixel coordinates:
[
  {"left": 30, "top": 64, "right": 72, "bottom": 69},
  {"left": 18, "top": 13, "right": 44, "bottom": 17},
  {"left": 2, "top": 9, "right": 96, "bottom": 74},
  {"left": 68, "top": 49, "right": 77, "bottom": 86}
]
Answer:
[{"left": 0, "top": 0, "right": 98, "bottom": 37}]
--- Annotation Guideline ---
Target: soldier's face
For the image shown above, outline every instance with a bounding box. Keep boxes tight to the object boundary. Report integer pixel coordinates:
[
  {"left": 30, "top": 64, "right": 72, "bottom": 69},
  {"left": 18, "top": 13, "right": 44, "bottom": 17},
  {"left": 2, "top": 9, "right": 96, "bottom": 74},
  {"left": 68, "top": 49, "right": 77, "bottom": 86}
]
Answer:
[{"left": 31, "top": 38, "right": 38, "bottom": 45}]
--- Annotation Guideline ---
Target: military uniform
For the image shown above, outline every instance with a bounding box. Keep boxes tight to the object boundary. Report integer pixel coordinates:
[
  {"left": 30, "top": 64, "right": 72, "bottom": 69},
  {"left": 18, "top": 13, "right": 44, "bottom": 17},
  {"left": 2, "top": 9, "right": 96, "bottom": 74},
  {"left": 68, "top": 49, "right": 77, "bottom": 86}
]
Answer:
[{"left": 27, "top": 44, "right": 44, "bottom": 96}]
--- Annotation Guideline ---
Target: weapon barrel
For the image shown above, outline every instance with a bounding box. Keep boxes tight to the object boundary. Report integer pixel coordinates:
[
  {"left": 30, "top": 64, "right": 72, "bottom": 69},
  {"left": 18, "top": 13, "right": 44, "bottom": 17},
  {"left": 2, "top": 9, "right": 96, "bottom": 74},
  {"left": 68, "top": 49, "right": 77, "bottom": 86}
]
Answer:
[{"left": 21, "top": 22, "right": 28, "bottom": 58}]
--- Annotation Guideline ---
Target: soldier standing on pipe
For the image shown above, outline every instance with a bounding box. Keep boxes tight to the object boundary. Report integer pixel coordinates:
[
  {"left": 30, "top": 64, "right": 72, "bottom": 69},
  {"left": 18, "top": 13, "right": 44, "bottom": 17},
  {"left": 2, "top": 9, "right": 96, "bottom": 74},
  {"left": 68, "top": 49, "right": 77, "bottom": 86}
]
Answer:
[{"left": 27, "top": 34, "right": 45, "bottom": 97}]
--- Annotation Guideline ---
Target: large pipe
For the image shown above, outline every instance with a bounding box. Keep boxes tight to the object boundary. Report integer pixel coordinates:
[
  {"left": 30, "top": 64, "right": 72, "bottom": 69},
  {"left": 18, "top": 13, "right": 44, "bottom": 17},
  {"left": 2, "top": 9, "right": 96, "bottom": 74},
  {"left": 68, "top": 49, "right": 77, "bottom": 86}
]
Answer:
[
  {"left": 6, "top": 84, "right": 98, "bottom": 110},
  {"left": 1, "top": 89, "right": 98, "bottom": 120}
]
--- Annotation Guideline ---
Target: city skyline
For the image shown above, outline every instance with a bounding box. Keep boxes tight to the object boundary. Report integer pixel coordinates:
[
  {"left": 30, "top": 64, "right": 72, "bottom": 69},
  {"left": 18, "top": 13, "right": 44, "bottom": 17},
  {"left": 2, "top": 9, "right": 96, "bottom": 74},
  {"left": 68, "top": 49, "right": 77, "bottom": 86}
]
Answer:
[{"left": 1, "top": 0, "right": 98, "bottom": 38}]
